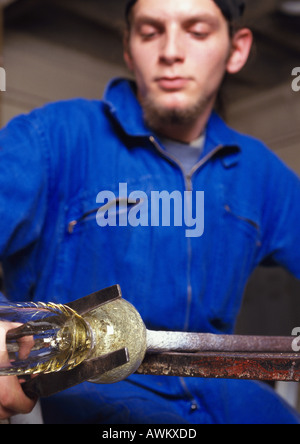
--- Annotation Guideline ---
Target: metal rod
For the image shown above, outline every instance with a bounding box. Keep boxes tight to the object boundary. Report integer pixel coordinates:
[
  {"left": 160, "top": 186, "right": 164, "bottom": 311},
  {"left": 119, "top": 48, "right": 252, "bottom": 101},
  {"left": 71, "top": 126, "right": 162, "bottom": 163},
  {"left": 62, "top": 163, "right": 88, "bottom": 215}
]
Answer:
[
  {"left": 137, "top": 351, "right": 300, "bottom": 382},
  {"left": 146, "top": 331, "right": 296, "bottom": 353}
]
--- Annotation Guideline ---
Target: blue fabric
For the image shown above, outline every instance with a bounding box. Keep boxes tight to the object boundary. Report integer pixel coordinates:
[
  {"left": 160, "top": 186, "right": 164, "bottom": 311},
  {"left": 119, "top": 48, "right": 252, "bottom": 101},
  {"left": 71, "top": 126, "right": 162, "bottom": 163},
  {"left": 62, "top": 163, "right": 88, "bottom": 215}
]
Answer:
[
  {"left": 41, "top": 378, "right": 300, "bottom": 425},
  {"left": 0, "top": 77, "right": 300, "bottom": 424}
]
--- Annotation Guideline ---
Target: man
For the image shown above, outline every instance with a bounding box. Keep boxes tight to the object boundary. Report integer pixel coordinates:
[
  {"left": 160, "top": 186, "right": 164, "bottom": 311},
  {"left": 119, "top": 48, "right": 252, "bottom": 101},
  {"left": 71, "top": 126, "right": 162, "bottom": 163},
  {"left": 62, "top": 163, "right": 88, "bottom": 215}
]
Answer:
[{"left": 0, "top": 0, "right": 300, "bottom": 424}]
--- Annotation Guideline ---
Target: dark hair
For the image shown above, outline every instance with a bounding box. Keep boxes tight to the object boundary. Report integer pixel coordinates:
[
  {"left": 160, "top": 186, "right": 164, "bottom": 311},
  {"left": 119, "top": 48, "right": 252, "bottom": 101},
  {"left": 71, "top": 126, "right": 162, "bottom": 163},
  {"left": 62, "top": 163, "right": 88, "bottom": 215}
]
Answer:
[{"left": 125, "top": 0, "right": 138, "bottom": 26}]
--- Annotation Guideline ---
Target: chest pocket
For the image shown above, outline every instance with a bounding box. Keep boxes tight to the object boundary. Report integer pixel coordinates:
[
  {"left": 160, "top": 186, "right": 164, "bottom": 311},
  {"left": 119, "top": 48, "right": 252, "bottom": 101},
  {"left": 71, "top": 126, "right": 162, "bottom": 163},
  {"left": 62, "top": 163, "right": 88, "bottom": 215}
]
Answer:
[{"left": 208, "top": 196, "right": 262, "bottom": 331}]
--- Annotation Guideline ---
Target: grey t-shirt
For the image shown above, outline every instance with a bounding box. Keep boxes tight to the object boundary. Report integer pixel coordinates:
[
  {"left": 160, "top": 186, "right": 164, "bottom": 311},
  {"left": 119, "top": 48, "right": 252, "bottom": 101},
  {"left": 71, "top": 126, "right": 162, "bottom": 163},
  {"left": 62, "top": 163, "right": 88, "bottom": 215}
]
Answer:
[{"left": 157, "top": 133, "right": 205, "bottom": 176}]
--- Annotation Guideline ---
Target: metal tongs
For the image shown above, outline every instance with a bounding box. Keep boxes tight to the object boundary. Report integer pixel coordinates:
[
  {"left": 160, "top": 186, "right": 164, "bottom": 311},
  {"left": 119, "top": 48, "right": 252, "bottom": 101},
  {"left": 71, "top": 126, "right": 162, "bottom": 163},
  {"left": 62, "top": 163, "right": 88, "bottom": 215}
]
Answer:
[{"left": 20, "top": 285, "right": 300, "bottom": 399}]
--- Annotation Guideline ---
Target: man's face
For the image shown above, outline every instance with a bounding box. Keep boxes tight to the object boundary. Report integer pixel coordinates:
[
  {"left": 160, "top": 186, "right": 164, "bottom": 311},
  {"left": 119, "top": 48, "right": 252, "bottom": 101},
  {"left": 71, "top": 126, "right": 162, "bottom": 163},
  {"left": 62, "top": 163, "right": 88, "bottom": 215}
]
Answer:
[{"left": 124, "top": 0, "right": 234, "bottom": 128}]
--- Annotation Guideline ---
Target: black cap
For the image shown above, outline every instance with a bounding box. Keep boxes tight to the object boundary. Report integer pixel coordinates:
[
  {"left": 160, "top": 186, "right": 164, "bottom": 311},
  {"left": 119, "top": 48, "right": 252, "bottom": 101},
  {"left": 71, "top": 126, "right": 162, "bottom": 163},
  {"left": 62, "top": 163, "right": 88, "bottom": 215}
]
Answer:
[
  {"left": 214, "top": 0, "right": 245, "bottom": 20},
  {"left": 125, "top": 0, "right": 246, "bottom": 23}
]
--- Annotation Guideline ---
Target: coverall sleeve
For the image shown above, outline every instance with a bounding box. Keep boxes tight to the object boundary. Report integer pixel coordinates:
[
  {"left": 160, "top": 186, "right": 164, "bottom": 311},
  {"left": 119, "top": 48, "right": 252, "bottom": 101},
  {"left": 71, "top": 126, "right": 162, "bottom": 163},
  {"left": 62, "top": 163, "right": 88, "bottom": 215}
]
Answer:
[
  {"left": 261, "top": 154, "right": 300, "bottom": 280},
  {"left": 0, "top": 112, "right": 48, "bottom": 299}
]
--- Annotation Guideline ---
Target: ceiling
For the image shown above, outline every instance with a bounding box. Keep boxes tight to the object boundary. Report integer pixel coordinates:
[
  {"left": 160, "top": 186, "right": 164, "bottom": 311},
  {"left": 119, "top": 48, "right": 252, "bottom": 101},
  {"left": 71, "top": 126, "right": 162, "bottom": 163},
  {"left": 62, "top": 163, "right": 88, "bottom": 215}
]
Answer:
[{"left": 2, "top": 0, "right": 300, "bottom": 103}]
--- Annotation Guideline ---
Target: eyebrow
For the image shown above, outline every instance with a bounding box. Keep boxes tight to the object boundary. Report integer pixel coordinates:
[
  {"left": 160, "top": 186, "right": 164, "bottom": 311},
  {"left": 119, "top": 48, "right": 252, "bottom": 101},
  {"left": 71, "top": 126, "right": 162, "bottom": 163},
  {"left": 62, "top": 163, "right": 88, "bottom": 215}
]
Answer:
[
  {"left": 134, "top": 16, "right": 164, "bottom": 29},
  {"left": 184, "top": 15, "right": 220, "bottom": 28},
  {"left": 133, "top": 13, "right": 220, "bottom": 29}
]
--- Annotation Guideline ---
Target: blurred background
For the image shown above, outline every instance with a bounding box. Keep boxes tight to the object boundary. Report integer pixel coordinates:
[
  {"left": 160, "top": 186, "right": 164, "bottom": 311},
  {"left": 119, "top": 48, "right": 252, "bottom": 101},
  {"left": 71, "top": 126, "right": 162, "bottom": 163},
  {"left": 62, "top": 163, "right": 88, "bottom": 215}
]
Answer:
[{"left": 0, "top": 0, "right": 299, "bottom": 410}]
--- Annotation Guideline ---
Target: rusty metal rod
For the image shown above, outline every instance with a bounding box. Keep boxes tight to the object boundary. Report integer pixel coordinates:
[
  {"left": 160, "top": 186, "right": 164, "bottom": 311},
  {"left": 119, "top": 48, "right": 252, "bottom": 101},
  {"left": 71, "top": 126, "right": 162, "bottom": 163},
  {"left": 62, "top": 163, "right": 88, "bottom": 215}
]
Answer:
[
  {"left": 137, "top": 351, "right": 300, "bottom": 382},
  {"left": 146, "top": 331, "right": 296, "bottom": 353}
]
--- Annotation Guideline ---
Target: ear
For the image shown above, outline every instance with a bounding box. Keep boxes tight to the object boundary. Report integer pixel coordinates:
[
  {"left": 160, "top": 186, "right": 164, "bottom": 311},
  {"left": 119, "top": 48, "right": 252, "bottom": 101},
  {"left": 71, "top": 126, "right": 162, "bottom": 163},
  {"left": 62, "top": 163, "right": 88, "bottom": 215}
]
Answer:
[
  {"left": 123, "top": 30, "right": 134, "bottom": 72},
  {"left": 226, "top": 28, "right": 253, "bottom": 74}
]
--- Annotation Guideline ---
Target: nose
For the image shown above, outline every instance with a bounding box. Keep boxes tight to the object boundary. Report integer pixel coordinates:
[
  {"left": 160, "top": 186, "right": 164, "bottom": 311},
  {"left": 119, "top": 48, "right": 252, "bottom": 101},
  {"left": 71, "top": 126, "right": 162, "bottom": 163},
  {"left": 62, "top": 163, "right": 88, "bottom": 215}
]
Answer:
[{"left": 159, "top": 25, "right": 185, "bottom": 65}]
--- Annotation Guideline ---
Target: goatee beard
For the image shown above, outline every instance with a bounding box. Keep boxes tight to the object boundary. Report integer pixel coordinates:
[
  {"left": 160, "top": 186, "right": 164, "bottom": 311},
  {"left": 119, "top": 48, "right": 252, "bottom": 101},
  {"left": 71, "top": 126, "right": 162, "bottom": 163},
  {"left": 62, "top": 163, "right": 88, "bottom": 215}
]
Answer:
[{"left": 141, "top": 95, "right": 210, "bottom": 133}]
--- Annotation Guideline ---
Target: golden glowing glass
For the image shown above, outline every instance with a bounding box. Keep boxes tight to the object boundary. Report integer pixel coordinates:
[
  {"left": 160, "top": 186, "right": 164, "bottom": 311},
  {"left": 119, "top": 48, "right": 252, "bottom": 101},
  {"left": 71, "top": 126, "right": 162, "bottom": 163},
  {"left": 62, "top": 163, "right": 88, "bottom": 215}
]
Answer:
[{"left": 0, "top": 298, "right": 147, "bottom": 384}]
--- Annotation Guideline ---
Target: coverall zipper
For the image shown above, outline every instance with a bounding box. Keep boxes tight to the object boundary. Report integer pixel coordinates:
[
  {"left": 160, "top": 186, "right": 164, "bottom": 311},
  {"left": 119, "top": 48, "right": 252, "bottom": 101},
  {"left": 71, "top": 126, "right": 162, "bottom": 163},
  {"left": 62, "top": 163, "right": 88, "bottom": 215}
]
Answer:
[
  {"left": 149, "top": 135, "right": 224, "bottom": 412},
  {"left": 149, "top": 136, "right": 224, "bottom": 328}
]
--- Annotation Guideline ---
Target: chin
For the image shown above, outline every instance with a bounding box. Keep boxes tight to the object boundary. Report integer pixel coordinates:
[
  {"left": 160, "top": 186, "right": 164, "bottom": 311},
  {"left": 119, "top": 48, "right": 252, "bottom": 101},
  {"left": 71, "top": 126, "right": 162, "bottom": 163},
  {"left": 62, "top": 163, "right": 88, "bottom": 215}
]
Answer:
[{"left": 156, "top": 95, "right": 190, "bottom": 112}]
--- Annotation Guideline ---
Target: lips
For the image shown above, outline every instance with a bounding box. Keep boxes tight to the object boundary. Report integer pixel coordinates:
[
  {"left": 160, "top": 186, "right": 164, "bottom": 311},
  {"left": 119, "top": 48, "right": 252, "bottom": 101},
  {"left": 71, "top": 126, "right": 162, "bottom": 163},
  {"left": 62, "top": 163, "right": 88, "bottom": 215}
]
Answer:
[{"left": 156, "top": 77, "right": 190, "bottom": 91}]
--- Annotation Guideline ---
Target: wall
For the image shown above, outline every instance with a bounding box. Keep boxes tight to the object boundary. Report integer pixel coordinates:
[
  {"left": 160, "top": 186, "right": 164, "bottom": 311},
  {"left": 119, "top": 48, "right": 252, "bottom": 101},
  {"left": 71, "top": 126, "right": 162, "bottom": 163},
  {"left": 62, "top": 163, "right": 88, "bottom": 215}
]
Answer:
[
  {"left": 1, "top": 29, "right": 128, "bottom": 124},
  {"left": 227, "top": 83, "right": 300, "bottom": 336}
]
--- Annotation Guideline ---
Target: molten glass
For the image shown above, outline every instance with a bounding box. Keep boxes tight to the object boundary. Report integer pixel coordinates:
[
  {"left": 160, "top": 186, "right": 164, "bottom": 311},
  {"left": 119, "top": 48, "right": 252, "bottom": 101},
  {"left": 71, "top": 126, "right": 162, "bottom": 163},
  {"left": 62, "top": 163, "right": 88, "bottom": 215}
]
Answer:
[
  {"left": 0, "top": 302, "right": 93, "bottom": 376},
  {"left": 0, "top": 298, "right": 147, "bottom": 384}
]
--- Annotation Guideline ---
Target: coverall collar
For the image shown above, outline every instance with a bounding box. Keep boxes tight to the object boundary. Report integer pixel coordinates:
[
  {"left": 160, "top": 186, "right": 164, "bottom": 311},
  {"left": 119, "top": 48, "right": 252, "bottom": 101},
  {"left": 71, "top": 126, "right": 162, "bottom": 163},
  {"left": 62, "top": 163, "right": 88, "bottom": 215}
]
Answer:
[{"left": 103, "top": 77, "right": 241, "bottom": 166}]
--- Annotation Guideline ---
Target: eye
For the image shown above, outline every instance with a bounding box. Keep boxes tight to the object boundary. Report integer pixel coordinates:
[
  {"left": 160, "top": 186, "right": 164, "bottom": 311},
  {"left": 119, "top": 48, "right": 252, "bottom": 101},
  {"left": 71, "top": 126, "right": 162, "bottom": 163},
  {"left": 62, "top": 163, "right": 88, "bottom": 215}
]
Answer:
[
  {"left": 191, "top": 31, "right": 208, "bottom": 38},
  {"left": 188, "top": 24, "right": 210, "bottom": 39},
  {"left": 139, "top": 24, "right": 161, "bottom": 40},
  {"left": 142, "top": 32, "right": 158, "bottom": 40}
]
